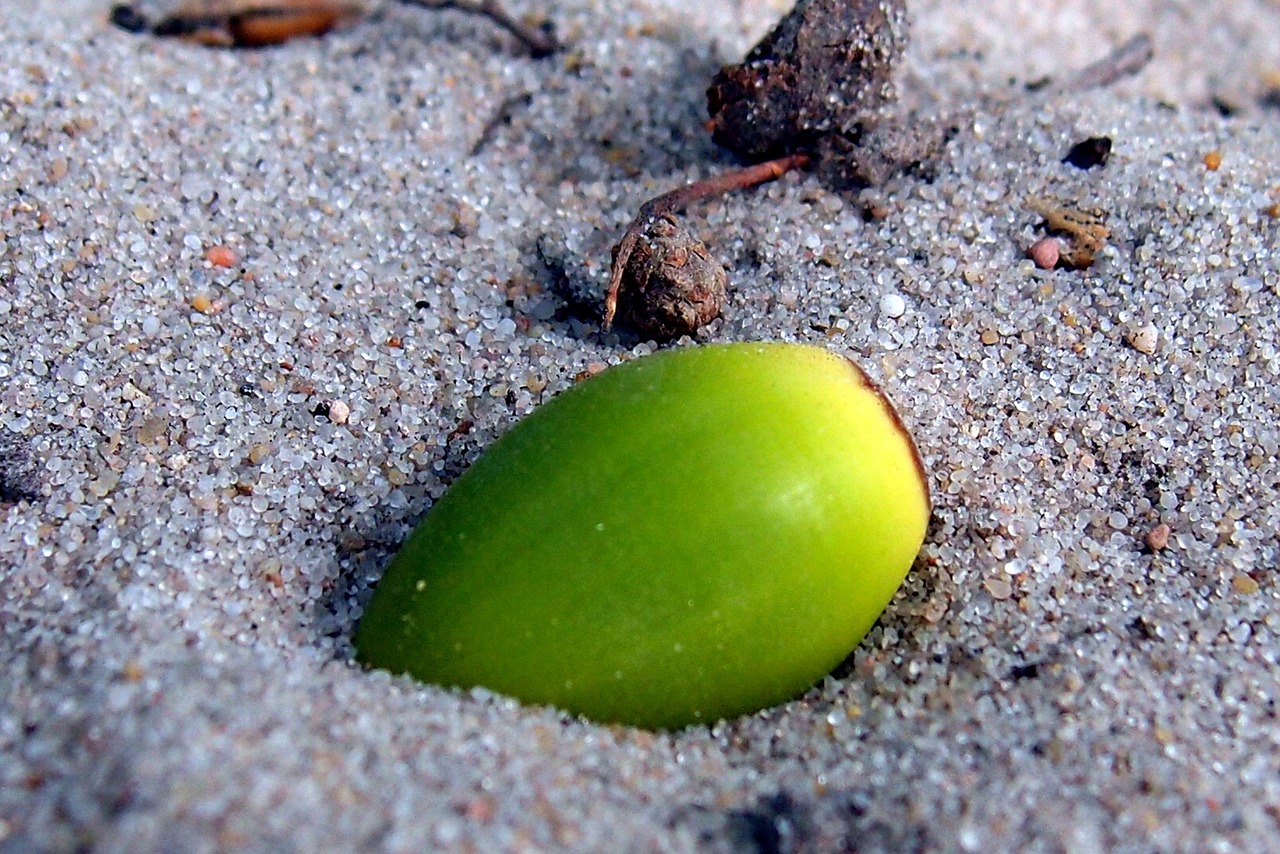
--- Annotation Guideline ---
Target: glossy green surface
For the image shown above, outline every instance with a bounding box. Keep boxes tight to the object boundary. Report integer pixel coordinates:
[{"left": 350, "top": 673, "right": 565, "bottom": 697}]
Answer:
[{"left": 354, "top": 342, "right": 930, "bottom": 729}]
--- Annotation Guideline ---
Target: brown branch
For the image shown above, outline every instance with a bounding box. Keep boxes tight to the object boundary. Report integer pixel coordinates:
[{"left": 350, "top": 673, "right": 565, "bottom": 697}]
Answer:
[
  {"left": 603, "top": 153, "right": 810, "bottom": 331},
  {"left": 399, "top": 0, "right": 559, "bottom": 58},
  {"left": 469, "top": 91, "right": 533, "bottom": 156},
  {"left": 1060, "top": 34, "right": 1153, "bottom": 94}
]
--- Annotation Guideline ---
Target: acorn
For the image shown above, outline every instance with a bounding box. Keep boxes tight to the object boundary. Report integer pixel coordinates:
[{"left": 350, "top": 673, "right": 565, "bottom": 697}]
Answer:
[{"left": 355, "top": 342, "right": 930, "bottom": 729}]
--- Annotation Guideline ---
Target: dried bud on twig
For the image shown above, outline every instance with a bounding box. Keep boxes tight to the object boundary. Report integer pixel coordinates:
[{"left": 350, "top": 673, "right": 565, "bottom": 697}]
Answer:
[
  {"left": 609, "top": 213, "right": 727, "bottom": 341},
  {"left": 603, "top": 154, "right": 808, "bottom": 338}
]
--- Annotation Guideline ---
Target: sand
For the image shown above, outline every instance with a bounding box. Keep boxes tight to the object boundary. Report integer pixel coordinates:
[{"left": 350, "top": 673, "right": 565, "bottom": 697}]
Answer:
[{"left": 3, "top": 0, "right": 1280, "bottom": 851}]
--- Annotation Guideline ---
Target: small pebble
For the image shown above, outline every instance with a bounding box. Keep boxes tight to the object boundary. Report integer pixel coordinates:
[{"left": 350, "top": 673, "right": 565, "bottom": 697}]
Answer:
[
  {"left": 137, "top": 416, "right": 168, "bottom": 444},
  {"left": 922, "top": 598, "right": 948, "bottom": 624},
  {"left": 1232, "top": 574, "right": 1259, "bottom": 595},
  {"left": 191, "top": 294, "right": 213, "bottom": 314},
  {"left": 206, "top": 245, "right": 238, "bottom": 268},
  {"left": 1145, "top": 523, "right": 1171, "bottom": 551},
  {"left": 980, "top": 329, "right": 1000, "bottom": 346},
  {"left": 1127, "top": 324, "right": 1158, "bottom": 355},
  {"left": 984, "top": 578, "right": 1013, "bottom": 600},
  {"left": 327, "top": 400, "right": 351, "bottom": 425},
  {"left": 879, "top": 293, "right": 906, "bottom": 319},
  {"left": 1028, "top": 237, "right": 1060, "bottom": 269},
  {"left": 575, "top": 362, "right": 609, "bottom": 382},
  {"left": 1203, "top": 150, "right": 1223, "bottom": 171}
]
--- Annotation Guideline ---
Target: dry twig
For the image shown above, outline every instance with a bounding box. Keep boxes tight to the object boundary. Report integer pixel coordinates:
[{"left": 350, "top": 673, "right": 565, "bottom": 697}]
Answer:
[
  {"left": 399, "top": 0, "right": 558, "bottom": 57},
  {"left": 111, "top": 0, "right": 560, "bottom": 55}
]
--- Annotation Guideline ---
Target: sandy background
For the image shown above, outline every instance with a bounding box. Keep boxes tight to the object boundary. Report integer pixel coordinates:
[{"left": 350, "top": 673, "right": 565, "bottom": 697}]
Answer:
[{"left": 4, "top": 0, "right": 1280, "bottom": 851}]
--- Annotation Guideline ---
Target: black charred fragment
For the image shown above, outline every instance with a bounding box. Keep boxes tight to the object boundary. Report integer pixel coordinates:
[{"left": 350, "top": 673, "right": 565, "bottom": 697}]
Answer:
[
  {"left": 108, "top": 4, "right": 150, "bottom": 33},
  {"left": 1127, "top": 616, "right": 1158, "bottom": 643},
  {"left": 1211, "top": 95, "right": 1241, "bottom": 118},
  {"left": 151, "top": 13, "right": 222, "bottom": 39},
  {"left": 1008, "top": 661, "right": 1042, "bottom": 681},
  {"left": 1063, "top": 136, "right": 1113, "bottom": 169}
]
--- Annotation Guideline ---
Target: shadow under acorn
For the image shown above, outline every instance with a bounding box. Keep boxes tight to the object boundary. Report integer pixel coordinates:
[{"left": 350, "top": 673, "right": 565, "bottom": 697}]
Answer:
[
  {"left": 673, "top": 785, "right": 940, "bottom": 854},
  {"left": 312, "top": 417, "right": 498, "bottom": 652}
]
